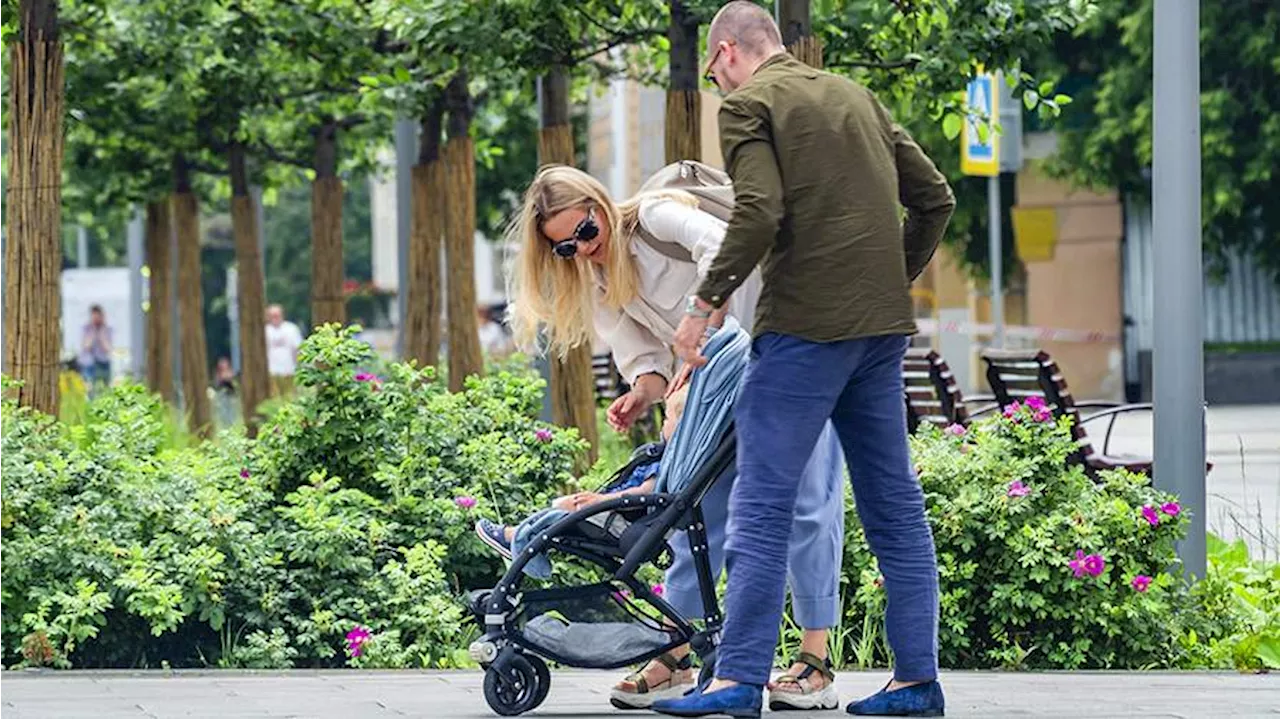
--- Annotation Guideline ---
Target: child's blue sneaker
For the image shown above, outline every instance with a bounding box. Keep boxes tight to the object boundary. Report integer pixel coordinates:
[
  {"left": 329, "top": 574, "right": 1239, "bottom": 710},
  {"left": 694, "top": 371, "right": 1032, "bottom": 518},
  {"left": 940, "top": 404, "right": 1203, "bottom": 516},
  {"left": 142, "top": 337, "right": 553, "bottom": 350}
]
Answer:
[
  {"left": 652, "top": 682, "right": 762, "bottom": 718},
  {"left": 846, "top": 680, "right": 944, "bottom": 717},
  {"left": 474, "top": 519, "right": 513, "bottom": 560}
]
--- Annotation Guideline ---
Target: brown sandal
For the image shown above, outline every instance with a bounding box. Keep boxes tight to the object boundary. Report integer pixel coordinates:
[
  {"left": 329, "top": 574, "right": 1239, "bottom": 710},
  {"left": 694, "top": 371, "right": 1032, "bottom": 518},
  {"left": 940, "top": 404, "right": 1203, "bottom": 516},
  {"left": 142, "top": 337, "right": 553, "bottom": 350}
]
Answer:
[
  {"left": 769, "top": 651, "right": 839, "bottom": 711},
  {"left": 609, "top": 651, "right": 695, "bottom": 710}
]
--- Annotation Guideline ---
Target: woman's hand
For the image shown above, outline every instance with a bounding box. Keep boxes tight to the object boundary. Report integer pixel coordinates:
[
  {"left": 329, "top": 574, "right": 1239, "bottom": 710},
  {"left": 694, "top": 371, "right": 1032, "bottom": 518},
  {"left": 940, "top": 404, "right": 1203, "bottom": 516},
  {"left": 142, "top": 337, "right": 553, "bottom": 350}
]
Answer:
[{"left": 606, "top": 373, "right": 667, "bottom": 432}]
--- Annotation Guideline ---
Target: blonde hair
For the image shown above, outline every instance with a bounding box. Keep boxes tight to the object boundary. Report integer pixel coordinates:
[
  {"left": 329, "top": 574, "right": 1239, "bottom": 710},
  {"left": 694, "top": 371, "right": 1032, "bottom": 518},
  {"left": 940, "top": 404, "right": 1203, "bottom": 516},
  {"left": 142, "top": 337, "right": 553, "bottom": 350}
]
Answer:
[{"left": 506, "top": 164, "right": 695, "bottom": 357}]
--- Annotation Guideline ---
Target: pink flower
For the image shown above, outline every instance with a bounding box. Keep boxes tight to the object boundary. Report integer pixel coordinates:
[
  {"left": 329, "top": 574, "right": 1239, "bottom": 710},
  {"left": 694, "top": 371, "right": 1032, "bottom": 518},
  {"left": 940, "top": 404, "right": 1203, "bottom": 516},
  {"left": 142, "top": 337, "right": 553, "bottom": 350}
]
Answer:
[
  {"left": 1069, "top": 550, "right": 1106, "bottom": 578},
  {"left": 346, "top": 626, "right": 371, "bottom": 657},
  {"left": 1083, "top": 553, "right": 1105, "bottom": 577},
  {"left": 354, "top": 372, "right": 377, "bottom": 383},
  {"left": 1141, "top": 505, "right": 1161, "bottom": 527},
  {"left": 1025, "top": 396, "right": 1047, "bottom": 411},
  {"left": 1002, "top": 402, "right": 1022, "bottom": 419},
  {"left": 1131, "top": 575, "right": 1153, "bottom": 592},
  {"left": 239, "top": 468, "right": 250, "bottom": 479},
  {"left": 1033, "top": 408, "right": 1052, "bottom": 423},
  {"left": 1161, "top": 502, "right": 1181, "bottom": 517},
  {"left": 946, "top": 423, "right": 966, "bottom": 436},
  {"left": 1007, "top": 480, "right": 1030, "bottom": 498},
  {"left": 455, "top": 496, "right": 477, "bottom": 510},
  {"left": 1069, "top": 550, "right": 1085, "bottom": 577},
  {"left": 535, "top": 428, "right": 554, "bottom": 443},
  {"left": 651, "top": 583, "right": 664, "bottom": 596}
]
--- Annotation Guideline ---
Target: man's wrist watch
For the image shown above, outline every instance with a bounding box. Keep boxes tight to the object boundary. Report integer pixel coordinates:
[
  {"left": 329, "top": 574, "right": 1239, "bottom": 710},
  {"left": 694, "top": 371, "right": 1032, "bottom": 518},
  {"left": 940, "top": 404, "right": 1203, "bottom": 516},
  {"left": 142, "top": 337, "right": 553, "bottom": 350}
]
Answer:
[{"left": 685, "top": 295, "right": 713, "bottom": 319}]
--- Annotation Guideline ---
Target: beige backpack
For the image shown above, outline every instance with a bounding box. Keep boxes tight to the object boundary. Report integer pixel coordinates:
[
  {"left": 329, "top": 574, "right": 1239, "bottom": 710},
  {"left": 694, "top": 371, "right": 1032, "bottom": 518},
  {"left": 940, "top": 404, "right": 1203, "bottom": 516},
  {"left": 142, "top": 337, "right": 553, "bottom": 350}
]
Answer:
[{"left": 634, "top": 160, "right": 735, "bottom": 263}]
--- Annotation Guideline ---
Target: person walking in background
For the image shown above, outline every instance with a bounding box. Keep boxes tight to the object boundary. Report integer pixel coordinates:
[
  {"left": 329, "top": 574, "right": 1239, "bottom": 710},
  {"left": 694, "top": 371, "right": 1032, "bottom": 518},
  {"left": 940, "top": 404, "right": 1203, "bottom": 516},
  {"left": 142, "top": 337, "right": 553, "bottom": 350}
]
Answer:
[
  {"left": 658, "top": 3, "right": 955, "bottom": 718},
  {"left": 477, "top": 305, "right": 513, "bottom": 359},
  {"left": 265, "top": 304, "right": 303, "bottom": 398},
  {"left": 213, "top": 357, "right": 239, "bottom": 427},
  {"left": 79, "top": 304, "right": 114, "bottom": 394}
]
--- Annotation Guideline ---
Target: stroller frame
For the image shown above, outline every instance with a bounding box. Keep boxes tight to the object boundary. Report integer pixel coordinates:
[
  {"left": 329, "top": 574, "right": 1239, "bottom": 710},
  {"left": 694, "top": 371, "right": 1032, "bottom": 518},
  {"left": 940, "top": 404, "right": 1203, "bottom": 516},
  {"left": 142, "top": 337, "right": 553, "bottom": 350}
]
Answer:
[{"left": 468, "top": 430, "right": 738, "bottom": 716}]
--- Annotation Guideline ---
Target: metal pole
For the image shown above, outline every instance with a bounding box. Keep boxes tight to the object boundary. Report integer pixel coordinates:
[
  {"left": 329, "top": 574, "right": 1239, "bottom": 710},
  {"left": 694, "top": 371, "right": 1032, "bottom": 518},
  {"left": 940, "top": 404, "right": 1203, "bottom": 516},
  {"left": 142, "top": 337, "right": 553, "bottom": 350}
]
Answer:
[
  {"left": 127, "top": 208, "right": 146, "bottom": 379},
  {"left": 988, "top": 175, "right": 1004, "bottom": 348},
  {"left": 77, "top": 226, "right": 89, "bottom": 269},
  {"left": 1153, "top": 0, "right": 1205, "bottom": 578},
  {"left": 227, "top": 266, "right": 241, "bottom": 374},
  {"left": 394, "top": 118, "right": 417, "bottom": 357}
]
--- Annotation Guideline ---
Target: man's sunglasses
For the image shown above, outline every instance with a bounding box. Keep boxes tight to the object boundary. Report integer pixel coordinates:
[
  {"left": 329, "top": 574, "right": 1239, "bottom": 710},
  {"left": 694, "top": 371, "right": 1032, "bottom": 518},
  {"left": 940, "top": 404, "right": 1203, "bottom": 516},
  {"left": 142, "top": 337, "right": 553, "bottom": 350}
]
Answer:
[
  {"left": 703, "top": 39, "right": 734, "bottom": 90},
  {"left": 549, "top": 208, "right": 600, "bottom": 259}
]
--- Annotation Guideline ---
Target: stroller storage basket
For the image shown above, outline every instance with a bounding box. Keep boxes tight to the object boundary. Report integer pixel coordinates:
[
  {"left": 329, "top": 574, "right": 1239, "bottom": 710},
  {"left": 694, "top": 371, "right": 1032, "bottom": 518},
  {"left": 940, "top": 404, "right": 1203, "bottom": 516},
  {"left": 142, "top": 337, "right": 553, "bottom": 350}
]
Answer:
[{"left": 511, "top": 582, "right": 684, "bottom": 669}]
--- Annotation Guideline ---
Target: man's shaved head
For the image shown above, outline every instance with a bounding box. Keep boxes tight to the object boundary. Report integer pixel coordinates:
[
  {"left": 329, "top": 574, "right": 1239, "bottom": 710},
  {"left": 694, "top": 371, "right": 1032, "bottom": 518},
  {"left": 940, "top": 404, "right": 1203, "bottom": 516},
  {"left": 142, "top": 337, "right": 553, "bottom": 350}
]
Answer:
[{"left": 708, "top": 1, "right": 783, "bottom": 57}]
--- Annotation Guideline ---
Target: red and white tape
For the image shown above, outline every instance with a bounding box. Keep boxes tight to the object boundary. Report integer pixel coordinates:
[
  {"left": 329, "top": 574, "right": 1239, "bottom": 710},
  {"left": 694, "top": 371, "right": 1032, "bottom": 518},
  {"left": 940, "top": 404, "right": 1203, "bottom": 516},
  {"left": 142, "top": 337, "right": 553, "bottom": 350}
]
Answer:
[{"left": 915, "top": 319, "right": 1121, "bottom": 344}]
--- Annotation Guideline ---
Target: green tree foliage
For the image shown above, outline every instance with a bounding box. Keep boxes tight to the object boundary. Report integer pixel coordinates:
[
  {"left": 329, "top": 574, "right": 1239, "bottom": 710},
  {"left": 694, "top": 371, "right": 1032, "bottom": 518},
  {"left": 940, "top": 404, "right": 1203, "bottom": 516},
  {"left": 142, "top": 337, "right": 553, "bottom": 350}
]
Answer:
[{"left": 1043, "top": 1, "right": 1280, "bottom": 283}]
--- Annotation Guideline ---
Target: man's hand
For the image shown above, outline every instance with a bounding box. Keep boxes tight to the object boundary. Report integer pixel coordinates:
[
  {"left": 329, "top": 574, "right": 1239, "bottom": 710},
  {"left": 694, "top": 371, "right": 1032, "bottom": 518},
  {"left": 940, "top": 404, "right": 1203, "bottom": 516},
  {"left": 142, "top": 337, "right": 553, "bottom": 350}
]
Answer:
[
  {"left": 673, "top": 311, "right": 711, "bottom": 370},
  {"left": 606, "top": 373, "right": 667, "bottom": 432}
]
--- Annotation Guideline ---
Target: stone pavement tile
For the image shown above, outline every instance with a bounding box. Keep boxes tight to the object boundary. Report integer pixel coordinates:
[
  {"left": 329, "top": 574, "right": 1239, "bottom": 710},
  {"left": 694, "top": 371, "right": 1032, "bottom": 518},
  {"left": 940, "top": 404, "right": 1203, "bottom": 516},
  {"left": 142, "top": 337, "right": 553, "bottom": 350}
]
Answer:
[{"left": 5, "top": 669, "right": 1279, "bottom": 718}]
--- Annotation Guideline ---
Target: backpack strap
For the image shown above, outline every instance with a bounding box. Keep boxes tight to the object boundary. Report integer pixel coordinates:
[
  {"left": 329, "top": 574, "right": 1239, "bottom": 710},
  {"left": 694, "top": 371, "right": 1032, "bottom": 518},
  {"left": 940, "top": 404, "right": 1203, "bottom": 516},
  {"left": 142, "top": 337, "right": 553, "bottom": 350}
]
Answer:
[{"left": 635, "top": 222, "right": 694, "bottom": 264}]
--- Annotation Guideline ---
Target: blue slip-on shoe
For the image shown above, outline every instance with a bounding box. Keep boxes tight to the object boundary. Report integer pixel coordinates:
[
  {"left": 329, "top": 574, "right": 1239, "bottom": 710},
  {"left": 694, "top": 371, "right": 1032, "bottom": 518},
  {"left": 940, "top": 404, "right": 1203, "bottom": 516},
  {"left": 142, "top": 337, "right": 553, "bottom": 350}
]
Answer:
[
  {"left": 652, "top": 682, "right": 763, "bottom": 719},
  {"left": 846, "top": 680, "right": 944, "bottom": 717},
  {"left": 473, "top": 519, "right": 513, "bottom": 560}
]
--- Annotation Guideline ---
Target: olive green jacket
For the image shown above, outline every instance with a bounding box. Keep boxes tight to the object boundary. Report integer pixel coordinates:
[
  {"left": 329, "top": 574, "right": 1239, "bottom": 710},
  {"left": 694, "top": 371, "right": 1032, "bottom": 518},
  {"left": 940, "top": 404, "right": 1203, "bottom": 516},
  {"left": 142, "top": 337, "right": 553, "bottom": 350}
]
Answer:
[{"left": 696, "top": 53, "right": 955, "bottom": 342}]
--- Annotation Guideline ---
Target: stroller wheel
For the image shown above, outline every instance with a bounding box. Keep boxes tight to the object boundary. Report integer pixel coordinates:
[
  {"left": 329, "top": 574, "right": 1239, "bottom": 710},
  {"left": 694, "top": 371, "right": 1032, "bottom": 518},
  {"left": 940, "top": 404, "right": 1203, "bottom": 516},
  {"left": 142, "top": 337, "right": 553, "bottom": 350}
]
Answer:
[
  {"left": 527, "top": 654, "right": 551, "bottom": 710},
  {"left": 483, "top": 654, "right": 544, "bottom": 716}
]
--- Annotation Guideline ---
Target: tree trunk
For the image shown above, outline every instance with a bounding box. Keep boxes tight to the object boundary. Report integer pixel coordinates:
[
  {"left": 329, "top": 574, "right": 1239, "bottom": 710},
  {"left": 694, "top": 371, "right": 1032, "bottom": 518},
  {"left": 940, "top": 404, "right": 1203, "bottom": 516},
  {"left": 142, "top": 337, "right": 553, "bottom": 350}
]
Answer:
[
  {"left": 171, "top": 156, "right": 213, "bottom": 438},
  {"left": 538, "top": 67, "right": 600, "bottom": 468},
  {"left": 406, "top": 98, "right": 446, "bottom": 369},
  {"left": 144, "top": 200, "right": 176, "bottom": 403},
  {"left": 666, "top": 0, "right": 702, "bottom": 163},
  {"left": 228, "top": 143, "right": 270, "bottom": 433},
  {"left": 777, "top": 0, "right": 823, "bottom": 68},
  {"left": 442, "top": 72, "right": 484, "bottom": 392},
  {"left": 311, "top": 120, "right": 345, "bottom": 328},
  {"left": 2, "top": 0, "right": 64, "bottom": 415}
]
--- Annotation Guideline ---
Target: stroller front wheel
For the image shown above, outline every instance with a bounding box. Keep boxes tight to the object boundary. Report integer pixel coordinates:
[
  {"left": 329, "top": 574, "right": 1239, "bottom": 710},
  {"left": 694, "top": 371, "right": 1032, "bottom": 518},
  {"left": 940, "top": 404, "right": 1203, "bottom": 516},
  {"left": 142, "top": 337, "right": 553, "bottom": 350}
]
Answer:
[{"left": 483, "top": 653, "right": 548, "bottom": 716}]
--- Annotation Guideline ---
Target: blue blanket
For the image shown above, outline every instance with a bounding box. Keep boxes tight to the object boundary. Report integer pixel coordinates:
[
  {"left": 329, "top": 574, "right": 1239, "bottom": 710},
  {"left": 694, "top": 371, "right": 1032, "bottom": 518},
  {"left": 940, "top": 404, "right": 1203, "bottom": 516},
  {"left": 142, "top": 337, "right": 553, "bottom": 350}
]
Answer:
[{"left": 511, "top": 318, "right": 751, "bottom": 579}]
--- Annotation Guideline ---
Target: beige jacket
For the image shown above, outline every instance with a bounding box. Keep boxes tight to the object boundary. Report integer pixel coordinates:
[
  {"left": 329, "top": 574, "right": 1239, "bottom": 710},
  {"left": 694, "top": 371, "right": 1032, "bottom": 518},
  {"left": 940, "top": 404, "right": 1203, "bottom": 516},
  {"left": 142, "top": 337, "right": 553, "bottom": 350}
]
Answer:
[{"left": 594, "top": 197, "right": 763, "bottom": 385}]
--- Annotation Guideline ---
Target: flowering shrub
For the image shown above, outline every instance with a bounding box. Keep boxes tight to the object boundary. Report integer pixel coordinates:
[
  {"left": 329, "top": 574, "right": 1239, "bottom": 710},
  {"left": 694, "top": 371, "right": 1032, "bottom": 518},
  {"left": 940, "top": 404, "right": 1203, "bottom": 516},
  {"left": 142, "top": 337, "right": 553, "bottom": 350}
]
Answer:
[
  {"left": 1, "top": 327, "right": 583, "bottom": 670},
  {"left": 833, "top": 400, "right": 1193, "bottom": 670}
]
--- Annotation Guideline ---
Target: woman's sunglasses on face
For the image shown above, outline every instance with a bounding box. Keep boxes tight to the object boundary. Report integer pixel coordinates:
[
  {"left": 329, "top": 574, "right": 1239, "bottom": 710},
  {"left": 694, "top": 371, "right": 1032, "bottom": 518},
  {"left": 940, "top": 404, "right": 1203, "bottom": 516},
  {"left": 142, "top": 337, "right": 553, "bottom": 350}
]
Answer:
[{"left": 548, "top": 207, "right": 600, "bottom": 259}]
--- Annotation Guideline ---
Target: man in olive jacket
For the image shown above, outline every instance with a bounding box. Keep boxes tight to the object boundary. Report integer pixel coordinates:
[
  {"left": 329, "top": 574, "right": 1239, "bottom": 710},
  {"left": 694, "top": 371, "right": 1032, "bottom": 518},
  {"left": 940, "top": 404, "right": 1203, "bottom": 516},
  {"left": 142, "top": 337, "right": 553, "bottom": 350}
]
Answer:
[{"left": 661, "top": 3, "right": 955, "bottom": 717}]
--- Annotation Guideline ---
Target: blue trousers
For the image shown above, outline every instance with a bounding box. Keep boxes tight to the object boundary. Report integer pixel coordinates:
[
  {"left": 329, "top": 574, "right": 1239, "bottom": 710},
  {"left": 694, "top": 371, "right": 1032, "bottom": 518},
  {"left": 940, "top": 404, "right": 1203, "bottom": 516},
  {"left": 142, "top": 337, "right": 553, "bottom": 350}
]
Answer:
[
  {"left": 716, "top": 333, "right": 939, "bottom": 686},
  {"left": 664, "top": 423, "right": 845, "bottom": 629}
]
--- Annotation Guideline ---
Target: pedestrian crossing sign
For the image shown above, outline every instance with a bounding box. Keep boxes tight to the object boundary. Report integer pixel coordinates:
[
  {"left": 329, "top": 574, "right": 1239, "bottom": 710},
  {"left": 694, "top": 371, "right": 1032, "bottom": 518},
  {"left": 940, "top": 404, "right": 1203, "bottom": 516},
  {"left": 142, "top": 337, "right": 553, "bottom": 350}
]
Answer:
[{"left": 961, "top": 69, "right": 1000, "bottom": 177}]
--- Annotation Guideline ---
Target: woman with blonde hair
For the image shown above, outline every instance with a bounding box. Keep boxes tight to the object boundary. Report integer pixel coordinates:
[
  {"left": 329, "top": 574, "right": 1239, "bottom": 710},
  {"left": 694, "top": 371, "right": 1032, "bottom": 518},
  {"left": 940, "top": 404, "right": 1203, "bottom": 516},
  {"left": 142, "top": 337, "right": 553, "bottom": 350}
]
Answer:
[{"left": 507, "top": 164, "right": 847, "bottom": 712}]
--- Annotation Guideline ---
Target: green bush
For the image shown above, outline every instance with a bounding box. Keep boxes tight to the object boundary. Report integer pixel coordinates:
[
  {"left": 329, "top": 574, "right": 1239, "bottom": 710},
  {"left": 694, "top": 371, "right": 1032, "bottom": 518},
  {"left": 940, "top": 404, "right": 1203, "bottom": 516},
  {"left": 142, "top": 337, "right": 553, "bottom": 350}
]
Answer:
[
  {"left": 2, "top": 327, "right": 583, "bottom": 669},
  {"left": 5, "top": 342, "right": 1276, "bottom": 673},
  {"left": 827, "top": 399, "right": 1198, "bottom": 670}
]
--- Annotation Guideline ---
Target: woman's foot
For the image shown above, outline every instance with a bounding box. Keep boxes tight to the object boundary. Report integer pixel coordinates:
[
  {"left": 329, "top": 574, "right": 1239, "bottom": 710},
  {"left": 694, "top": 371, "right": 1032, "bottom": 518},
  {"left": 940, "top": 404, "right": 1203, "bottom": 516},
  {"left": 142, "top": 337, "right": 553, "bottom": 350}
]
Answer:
[
  {"left": 768, "top": 652, "right": 839, "bottom": 711},
  {"left": 610, "top": 651, "right": 695, "bottom": 709},
  {"left": 474, "top": 518, "right": 513, "bottom": 560}
]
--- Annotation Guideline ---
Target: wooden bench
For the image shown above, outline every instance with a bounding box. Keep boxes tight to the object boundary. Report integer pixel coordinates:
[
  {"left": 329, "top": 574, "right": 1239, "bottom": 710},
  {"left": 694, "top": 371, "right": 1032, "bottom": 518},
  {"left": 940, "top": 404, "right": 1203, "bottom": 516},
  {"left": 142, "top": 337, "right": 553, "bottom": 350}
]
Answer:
[
  {"left": 591, "top": 353, "right": 624, "bottom": 404},
  {"left": 903, "top": 348, "right": 997, "bottom": 433},
  {"left": 979, "top": 348, "right": 1211, "bottom": 478}
]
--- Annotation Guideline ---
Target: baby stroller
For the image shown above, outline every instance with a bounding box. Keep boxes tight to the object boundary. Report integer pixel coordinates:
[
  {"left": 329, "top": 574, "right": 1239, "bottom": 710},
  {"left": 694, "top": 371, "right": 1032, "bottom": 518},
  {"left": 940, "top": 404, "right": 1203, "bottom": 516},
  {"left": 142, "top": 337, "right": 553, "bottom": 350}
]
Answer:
[{"left": 467, "top": 319, "right": 751, "bottom": 716}]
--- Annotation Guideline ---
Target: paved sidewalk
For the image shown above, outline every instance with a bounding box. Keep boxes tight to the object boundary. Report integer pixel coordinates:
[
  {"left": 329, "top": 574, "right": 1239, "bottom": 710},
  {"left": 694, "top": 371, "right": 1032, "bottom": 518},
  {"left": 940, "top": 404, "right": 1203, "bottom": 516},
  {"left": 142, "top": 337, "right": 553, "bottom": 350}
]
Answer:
[{"left": 3, "top": 669, "right": 1278, "bottom": 718}]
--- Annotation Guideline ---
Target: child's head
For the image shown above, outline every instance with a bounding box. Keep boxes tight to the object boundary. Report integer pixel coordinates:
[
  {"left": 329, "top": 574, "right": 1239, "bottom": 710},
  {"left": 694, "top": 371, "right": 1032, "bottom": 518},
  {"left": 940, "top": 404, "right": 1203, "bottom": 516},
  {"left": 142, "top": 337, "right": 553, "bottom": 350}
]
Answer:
[{"left": 661, "top": 385, "right": 690, "bottom": 442}]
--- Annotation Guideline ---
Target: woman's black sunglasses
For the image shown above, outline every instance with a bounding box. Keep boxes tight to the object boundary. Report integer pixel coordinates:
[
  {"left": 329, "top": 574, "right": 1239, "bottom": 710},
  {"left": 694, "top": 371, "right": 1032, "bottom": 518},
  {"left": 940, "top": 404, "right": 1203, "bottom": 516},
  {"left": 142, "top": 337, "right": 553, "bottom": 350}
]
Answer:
[{"left": 550, "top": 208, "right": 600, "bottom": 259}]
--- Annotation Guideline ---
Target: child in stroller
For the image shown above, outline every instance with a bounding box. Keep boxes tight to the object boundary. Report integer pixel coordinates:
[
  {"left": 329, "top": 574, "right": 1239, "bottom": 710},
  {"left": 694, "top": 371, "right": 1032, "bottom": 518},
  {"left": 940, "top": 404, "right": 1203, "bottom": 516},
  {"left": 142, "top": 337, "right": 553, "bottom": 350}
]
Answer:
[
  {"left": 466, "top": 319, "right": 750, "bottom": 717},
  {"left": 473, "top": 384, "right": 689, "bottom": 562}
]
